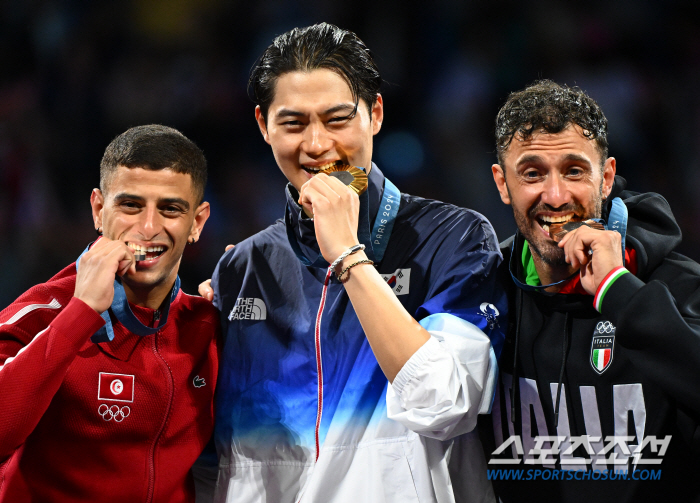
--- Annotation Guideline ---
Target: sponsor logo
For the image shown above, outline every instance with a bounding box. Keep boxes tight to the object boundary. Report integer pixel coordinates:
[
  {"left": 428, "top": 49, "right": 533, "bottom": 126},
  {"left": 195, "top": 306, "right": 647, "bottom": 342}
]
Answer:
[
  {"left": 193, "top": 375, "right": 206, "bottom": 388},
  {"left": 229, "top": 297, "right": 267, "bottom": 321},
  {"left": 98, "top": 404, "right": 131, "bottom": 422},
  {"left": 591, "top": 321, "right": 616, "bottom": 374},
  {"left": 380, "top": 268, "right": 410, "bottom": 295},
  {"left": 479, "top": 303, "right": 500, "bottom": 330},
  {"left": 98, "top": 373, "right": 134, "bottom": 403}
]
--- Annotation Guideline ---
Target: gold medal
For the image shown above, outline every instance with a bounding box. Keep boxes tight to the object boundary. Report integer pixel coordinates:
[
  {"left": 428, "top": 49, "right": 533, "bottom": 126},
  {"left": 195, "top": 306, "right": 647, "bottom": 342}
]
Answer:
[{"left": 320, "top": 164, "right": 368, "bottom": 195}]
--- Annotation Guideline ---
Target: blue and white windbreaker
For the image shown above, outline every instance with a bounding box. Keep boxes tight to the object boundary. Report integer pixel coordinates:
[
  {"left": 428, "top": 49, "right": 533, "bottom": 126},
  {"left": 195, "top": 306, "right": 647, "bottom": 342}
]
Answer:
[{"left": 207, "top": 166, "right": 506, "bottom": 503}]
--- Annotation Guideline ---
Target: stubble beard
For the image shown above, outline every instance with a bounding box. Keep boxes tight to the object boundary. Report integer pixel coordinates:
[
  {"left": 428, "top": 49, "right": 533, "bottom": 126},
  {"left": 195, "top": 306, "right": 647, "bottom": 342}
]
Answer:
[{"left": 509, "top": 181, "right": 604, "bottom": 268}]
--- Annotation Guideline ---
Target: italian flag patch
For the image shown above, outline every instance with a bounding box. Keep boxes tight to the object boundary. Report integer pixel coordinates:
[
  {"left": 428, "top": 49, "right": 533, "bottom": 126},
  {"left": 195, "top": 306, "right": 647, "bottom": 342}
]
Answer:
[
  {"left": 590, "top": 321, "right": 616, "bottom": 374},
  {"left": 592, "top": 348, "right": 611, "bottom": 372}
]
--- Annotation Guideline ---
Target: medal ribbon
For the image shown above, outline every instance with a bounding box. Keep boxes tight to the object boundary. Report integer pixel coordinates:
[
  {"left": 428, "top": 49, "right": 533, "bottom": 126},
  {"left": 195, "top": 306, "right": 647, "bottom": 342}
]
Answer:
[
  {"left": 76, "top": 243, "right": 181, "bottom": 343},
  {"left": 286, "top": 172, "right": 401, "bottom": 268}
]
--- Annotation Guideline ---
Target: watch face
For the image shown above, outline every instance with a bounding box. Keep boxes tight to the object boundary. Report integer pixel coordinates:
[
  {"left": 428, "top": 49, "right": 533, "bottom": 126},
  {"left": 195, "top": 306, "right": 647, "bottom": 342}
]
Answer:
[{"left": 321, "top": 164, "right": 368, "bottom": 195}]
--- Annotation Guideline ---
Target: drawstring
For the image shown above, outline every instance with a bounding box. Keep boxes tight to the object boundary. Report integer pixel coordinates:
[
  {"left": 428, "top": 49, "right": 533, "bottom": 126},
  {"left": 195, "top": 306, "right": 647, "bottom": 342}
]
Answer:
[
  {"left": 510, "top": 288, "right": 523, "bottom": 424},
  {"left": 553, "top": 313, "right": 571, "bottom": 427}
]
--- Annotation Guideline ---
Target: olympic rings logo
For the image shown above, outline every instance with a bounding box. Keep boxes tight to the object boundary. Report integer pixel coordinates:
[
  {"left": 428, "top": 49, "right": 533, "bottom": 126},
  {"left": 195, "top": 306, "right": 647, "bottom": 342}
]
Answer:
[
  {"left": 98, "top": 404, "right": 131, "bottom": 422},
  {"left": 596, "top": 321, "right": 615, "bottom": 334}
]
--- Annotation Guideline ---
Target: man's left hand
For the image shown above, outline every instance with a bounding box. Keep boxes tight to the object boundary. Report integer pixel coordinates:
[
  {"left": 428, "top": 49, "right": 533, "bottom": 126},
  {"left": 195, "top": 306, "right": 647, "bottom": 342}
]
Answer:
[
  {"left": 298, "top": 173, "right": 361, "bottom": 264},
  {"left": 559, "top": 225, "right": 624, "bottom": 295}
]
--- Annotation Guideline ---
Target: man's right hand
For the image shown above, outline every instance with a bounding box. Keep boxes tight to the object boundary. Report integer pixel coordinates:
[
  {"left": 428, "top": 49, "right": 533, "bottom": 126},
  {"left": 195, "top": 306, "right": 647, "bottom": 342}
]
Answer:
[
  {"left": 74, "top": 238, "right": 136, "bottom": 313},
  {"left": 198, "top": 244, "right": 235, "bottom": 302}
]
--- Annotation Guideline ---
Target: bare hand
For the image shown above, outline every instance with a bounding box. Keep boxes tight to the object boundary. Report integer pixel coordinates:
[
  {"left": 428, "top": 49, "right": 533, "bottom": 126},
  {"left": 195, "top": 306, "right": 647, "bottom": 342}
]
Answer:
[
  {"left": 198, "top": 244, "right": 234, "bottom": 301},
  {"left": 298, "top": 173, "right": 360, "bottom": 263},
  {"left": 74, "top": 238, "right": 136, "bottom": 313},
  {"left": 559, "top": 226, "right": 623, "bottom": 295},
  {"left": 199, "top": 279, "right": 214, "bottom": 301}
]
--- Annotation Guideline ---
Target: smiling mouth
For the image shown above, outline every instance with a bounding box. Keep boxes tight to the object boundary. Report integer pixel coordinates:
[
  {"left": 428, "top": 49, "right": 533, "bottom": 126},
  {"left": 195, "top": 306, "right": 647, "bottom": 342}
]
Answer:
[
  {"left": 536, "top": 213, "right": 578, "bottom": 235},
  {"left": 301, "top": 160, "right": 345, "bottom": 175},
  {"left": 127, "top": 242, "right": 166, "bottom": 262}
]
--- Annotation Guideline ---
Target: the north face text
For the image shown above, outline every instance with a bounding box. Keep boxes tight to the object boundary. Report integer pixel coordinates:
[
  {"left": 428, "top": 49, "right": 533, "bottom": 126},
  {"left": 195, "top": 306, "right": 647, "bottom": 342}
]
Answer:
[{"left": 229, "top": 298, "right": 267, "bottom": 321}]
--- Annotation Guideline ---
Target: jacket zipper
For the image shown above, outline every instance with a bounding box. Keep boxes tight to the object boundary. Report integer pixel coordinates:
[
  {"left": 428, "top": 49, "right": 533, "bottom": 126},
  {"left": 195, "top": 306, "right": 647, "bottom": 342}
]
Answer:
[
  {"left": 296, "top": 268, "right": 333, "bottom": 503},
  {"left": 145, "top": 330, "right": 174, "bottom": 503},
  {"left": 313, "top": 268, "right": 333, "bottom": 462}
]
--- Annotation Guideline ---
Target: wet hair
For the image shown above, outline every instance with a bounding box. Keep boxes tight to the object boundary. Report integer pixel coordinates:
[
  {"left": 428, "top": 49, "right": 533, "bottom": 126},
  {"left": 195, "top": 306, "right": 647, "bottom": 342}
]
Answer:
[
  {"left": 495, "top": 80, "right": 608, "bottom": 166},
  {"left": 249, "top": 22, "right": 382, "bottom": 122},
  {"left": 100, "top": 124, "right": 207, "bottom": 204}
]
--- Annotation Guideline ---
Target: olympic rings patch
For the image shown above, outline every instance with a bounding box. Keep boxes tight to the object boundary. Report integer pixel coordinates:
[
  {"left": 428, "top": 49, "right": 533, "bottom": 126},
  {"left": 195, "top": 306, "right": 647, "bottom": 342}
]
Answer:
[
  {"left": 596, "top": 321, "right": 615, "bottom": 334},
  {"left": 98, "top": 404, "right": 131, "bottom": 422}
]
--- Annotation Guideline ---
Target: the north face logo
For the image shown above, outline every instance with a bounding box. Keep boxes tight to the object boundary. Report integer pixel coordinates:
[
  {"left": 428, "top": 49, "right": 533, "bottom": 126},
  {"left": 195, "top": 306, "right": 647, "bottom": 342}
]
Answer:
[{"left": 229, "top": 298, "right": 267, "bottom": 321}]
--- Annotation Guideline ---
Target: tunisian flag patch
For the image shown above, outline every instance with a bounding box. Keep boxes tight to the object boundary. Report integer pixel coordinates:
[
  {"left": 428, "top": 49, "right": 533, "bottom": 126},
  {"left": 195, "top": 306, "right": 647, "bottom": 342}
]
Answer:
[{"left": 98, "top": 372, "right": 135, "bottom": 402}]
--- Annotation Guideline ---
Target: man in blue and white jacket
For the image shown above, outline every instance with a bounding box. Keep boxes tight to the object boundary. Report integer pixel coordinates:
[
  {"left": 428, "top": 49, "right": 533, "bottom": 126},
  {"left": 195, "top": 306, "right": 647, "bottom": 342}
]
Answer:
[{"left": 199, "top": 23, "right": 506, "bottom": 503}]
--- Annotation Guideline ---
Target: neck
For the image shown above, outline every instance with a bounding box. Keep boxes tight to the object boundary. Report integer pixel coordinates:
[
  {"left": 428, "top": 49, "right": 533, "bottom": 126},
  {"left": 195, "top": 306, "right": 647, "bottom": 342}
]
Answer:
[
  {"left": 530, "top": 253, "right": 578, "bottom": 293},
  {"left": 122, "top": 276, "right": 176, "bottom": 310}
]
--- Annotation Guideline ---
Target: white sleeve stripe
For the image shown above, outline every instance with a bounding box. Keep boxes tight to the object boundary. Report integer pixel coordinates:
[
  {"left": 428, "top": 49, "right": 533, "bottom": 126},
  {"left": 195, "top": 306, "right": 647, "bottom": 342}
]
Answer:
[
  {"left": 478, "top": 347, "right": 499, "bottom": 415},
  {"left": 0, "top": 326, "right": 50, "bottom": 371},
  {"left": 0, "top": 299, "right": 62, "bottom": 327}
]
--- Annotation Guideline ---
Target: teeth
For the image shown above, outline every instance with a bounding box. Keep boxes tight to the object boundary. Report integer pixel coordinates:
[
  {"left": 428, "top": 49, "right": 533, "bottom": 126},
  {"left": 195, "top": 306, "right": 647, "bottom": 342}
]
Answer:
[
  {"left": 542, "top": 224, "right": 550, "bottom": 233},
  {"left": 304, "top": 161, "right": 345, "bottom": 173},
  {"left": 540, "top": 214, "right": 574, "bottom": 224},
  {"left": 127, "top": 243, "right": 164, "bottom": 253}
]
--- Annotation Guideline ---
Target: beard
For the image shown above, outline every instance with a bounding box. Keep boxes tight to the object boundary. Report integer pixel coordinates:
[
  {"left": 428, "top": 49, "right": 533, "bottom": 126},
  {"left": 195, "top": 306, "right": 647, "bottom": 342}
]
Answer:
[{"left": 510, "top": 183, "right": 605, "bottom": 268}]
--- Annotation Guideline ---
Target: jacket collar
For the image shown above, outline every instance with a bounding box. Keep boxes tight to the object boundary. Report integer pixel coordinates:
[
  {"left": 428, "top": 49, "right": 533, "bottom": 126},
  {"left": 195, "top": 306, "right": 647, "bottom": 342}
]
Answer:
[{"left": 93, "top": 296, "right": 179, "bottom": 361}]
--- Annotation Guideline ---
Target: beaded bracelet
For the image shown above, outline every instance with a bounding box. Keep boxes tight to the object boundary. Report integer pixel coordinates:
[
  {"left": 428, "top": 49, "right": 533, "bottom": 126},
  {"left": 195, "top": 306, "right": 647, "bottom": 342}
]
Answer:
[
  {"left": 338, "top": 259, "right": 374, "bottom": 283},
  {"left": 330, "top": 244, "right": 365, "bottom": 274}
]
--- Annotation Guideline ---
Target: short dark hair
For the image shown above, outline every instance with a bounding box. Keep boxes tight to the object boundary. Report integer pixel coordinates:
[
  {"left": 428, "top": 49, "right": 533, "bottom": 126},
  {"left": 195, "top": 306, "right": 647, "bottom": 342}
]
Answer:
[
  {"left": 495, "top": 80, "right": 608, "bottom": 166},
  {"left": 249, "top": 22, "right": 382, "bottom": 122},
  {"left": 100, "top": 124, "right": 207, "bottom": 203}
]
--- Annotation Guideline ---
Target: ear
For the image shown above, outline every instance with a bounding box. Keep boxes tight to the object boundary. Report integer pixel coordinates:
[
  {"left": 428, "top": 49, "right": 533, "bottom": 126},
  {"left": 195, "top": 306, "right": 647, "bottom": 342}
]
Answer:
[
  {"left": 188, "top": 201, "right": 211, "bottom": 243},
  {"left": 492, "top": 164, "right": 511, "bottom": 205},
  {"left": 90, "top": 189, "right": 105, "bottom": 231},
  {"left": 602, "top": 157, "right": 616, "bottom": 199},
  {"left": 255, "top": 106, "right": 271, "bottom": 145},
  {"left": 371, "top": 94, "right": 384, "bottom": 135}
]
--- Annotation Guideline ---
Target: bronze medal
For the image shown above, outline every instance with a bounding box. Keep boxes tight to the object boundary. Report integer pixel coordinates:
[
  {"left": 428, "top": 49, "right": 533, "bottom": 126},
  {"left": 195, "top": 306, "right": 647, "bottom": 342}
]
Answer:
[{"left": 549, "top": 219, "right": 605, "bottom": 242}]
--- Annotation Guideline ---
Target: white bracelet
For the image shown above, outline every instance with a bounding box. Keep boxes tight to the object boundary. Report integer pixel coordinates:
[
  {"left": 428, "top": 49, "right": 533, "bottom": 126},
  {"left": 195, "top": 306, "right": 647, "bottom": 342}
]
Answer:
[{"left": 330, "top": 244, "right": 365, "bottom": 272}]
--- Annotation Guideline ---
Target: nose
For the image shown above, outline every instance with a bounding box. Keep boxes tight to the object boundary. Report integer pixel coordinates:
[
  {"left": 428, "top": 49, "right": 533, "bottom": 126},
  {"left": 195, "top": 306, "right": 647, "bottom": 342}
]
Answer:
[
  {"left": 541, "top": 174, "right": 572, "bottom": 208},
  {"left": 138, "top": 205, "right": 163, "bottom": 240},
  {"left": 301, "top": 121, "right": 332, "bottom": 157}
]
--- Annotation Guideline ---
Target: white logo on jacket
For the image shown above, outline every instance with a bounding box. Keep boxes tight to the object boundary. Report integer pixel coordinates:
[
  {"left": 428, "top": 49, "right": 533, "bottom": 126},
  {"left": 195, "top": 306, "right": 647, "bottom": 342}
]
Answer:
[
  {"left": 380, "top": 268, "right": 411, "bottom": 295},
  {"left": 229, "top": 298, "right": 267, "bottom": 321},
  {"left": 479, "top": 303, "right": 500, "bottom": 330}
]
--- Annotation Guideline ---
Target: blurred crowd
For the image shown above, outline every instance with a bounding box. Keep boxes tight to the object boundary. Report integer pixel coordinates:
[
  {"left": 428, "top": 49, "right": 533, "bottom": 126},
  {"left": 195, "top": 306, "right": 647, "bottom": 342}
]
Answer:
[{"left": 2, "top": 0, "right": 699, "bottom": 306}]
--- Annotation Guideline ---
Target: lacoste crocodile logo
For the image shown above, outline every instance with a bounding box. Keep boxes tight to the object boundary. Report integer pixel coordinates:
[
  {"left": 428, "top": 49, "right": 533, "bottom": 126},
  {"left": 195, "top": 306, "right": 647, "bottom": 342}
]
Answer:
[{"left": 193, "top": 376, "right": 206, "bottom": 388}]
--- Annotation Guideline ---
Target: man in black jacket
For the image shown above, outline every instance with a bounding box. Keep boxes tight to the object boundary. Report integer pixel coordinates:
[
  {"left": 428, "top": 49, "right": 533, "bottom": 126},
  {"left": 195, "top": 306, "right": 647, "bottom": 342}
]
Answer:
[{"left": 485, "top": 79, "right": 700, "bottom": 502}]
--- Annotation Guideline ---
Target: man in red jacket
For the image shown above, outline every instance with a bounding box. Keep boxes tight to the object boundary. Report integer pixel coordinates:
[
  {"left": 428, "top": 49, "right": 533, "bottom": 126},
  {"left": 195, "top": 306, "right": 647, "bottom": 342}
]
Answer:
[{"left": 0, "top": 124, "right": 219, "bottom": 503}]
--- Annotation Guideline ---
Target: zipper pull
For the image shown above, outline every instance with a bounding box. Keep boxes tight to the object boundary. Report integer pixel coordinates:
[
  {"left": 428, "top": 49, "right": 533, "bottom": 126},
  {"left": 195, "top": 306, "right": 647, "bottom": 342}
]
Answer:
[{"left": 153, "top": 309, "right": 161, "bottom": 328}]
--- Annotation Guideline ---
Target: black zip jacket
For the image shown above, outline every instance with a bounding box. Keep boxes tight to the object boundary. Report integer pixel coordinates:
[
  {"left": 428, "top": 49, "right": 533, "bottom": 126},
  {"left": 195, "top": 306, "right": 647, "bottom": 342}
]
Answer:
[{"left": 482, "top": 176, "right": 700, "bottom": 502}]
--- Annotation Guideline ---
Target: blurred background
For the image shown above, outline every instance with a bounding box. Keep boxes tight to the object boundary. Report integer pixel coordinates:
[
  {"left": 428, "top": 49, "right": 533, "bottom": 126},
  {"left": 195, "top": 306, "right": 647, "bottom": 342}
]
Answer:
[{"left": 1, "top": 0, "right": 699, "bottom": 304}]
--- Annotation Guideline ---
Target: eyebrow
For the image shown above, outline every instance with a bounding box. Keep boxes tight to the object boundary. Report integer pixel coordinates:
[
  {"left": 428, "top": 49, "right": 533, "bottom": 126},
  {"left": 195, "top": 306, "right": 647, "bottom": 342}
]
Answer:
[
  {"left": 516, "top": 153, "right": 593, "bottom": 168},
  {"left": 274, "top": 103, "right": 357, "bottom": 119},
  {"left": 113, "top": 193, "right": 190, "bottom": 211}
]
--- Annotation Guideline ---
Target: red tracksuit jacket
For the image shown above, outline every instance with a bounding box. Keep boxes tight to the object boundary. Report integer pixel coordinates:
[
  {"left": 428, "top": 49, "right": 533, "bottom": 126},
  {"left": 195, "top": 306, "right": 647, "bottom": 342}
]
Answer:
[{"left": 0, "top": 263, "right": 219, "bottom": 502}]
